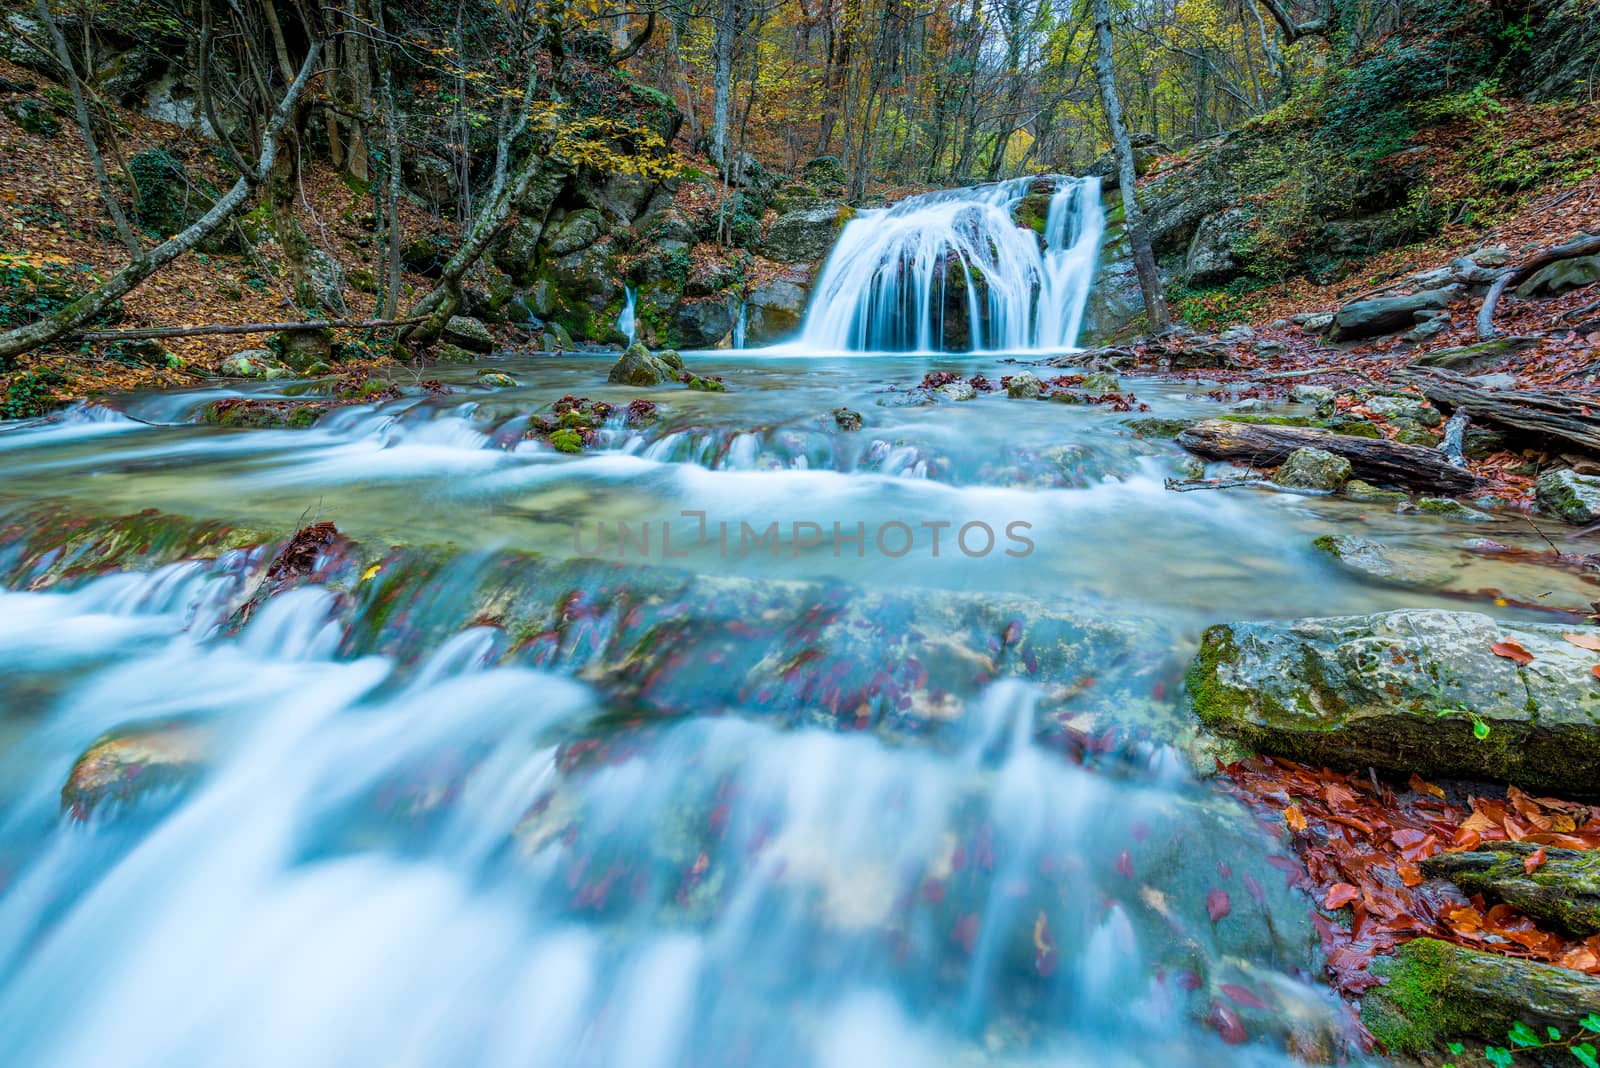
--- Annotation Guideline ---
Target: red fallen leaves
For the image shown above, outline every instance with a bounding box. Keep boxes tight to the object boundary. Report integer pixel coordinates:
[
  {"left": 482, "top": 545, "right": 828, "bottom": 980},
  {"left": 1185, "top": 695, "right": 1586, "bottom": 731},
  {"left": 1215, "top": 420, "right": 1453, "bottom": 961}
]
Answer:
[
  {"left": 1206, "top": 887, "right": 1231, "bottom": 924},
  {"left": 1490, "top": 638, "right": 1535, "bottom": 665},
  {"left": 1324, "top": 883, "right": 1360, "bottom": 910},
  {"left": 1221, "top": 983, "right": 1269, "bottom": 1010},
  {"left": 1208, "top": 1002, "right": 1248, "bottom": 1045},
  {"left": 1564, "top": 633, "right": 1600, "bottom": 652},
  {"left": 1525, "top": 847, "right": 1548, "bottom": 874},
  {"left": 1222, "top": 756, "right": 1600, "bottom": 995}
]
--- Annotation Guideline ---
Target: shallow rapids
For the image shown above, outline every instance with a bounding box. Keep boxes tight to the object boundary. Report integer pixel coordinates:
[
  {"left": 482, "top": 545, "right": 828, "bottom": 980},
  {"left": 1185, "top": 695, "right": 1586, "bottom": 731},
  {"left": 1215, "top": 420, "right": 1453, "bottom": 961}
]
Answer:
[{"left": 0, "top": 352, "right": 1595, "bottom": 1066}]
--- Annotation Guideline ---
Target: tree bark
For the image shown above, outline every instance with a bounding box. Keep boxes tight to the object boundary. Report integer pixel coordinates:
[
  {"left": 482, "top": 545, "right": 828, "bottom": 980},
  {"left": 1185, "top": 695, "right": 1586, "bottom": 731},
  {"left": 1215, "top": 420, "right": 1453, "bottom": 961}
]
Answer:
[
  {"left": 710, "top": 0, "right": 740, "bottom": 163},
  {"left": 1478, "top": 233, "right": 1600, "bottom": 339},
  {"left": 1395, "top": 366, "right": 1600, "bottom": 454},
  {"left": 35, "top": 0, "right": 138, "bottom": 253},
  {"left": 1092, "top": 0, "right": 1171, "bottom": 334},
  {"left": 0, "top": 44, "right": 323, "bottom": 363},
  {"left": 68, "top": 317, "right": 427, "bottom": 342},
  {"left": 1176, "top": 419, "right": 1480, "bottom": 493}
]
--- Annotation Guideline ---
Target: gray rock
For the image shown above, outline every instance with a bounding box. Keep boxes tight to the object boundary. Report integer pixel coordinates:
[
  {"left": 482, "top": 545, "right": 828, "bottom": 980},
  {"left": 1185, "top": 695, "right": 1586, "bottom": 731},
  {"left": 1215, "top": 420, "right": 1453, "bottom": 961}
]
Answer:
[
  {"left": 1183, "top": 207, "right": 1250, "bottom": 286},
  {"left": 759, "top": 203, "right": 849, "bottom": 263},
  {"left": 1328, "top": 289, "right": 1455, "bottom": 341},
  {"left": 1402, "top": 315, "right": 1450, "bottom": 343},
  {"left": 1298, "top": 313, "right": 1334, "bottom": 334},
  {"left": 1342, "top": 479, "right": 1408, "bottom": 503},
  {"left": 1272, "top": 447, "right": 1352, "bottom": 490},
  {"left": 1414, "top": 497, "right": 1495, "bottom": 521},
  {"left": 1537, "top": 468, "right": 1600, "bottom": 523},
  {"left": 937, "top": 381, "right": 978, "bottom": 402},
  {"left": 218, "top": 350, "right": 279, "bottom": 378},
  {"left": 1516, "top": 254, "right": 1600, "bottom": 298},
  {"left": 1189, "top": 609, "right": 1600, "bottom": 791},
  {"left": 608, "top": 343, "right": 676, "bottom": 387},
  {"left": 674, "top": 296, "right": 738, "bottom": 349},
  {"left": 636, "top": 208, "right": 697, "bottom": 250},
  {"left": 433, "top": 343, "right": 479, "bottom": 364},
  {"left": 1471, "top": 244, "right": 1512, "bottom": 267},
  {"left": 1005, "top": 371, "right": 1043, "bottom": 399},
  {"left": 405, "top": 154, "right": 458, "bottom": 208},
  {"left": 444, "top": 315, "right": 495, "bottom": 353},
  {"left": 580, "top": 172, "right": 658, "bottom": 225},
  {"left": 1364, "top": 395, "right": 1442, "bottom": 426},
  {"left": 1080, "top": 371, "right": 1121, "bottom": 392},
  {"left": 1408, "top": 335, "right": 1541, "bottom": 373},
  {"left": 1217, "top": 324, "right": 1256, "bottom": 342},
  {"left": 305, "top": 250, "right": 348, "bottom": 317},
  {"left": 743, "top": 280, "right": 809, "bottom": 344},
  {"left": 1290, "top": 385, "right": 1336, "bottom": 406},
  {"left": 833, "top": 407, "right": 863, "bottom": 431},
  {"left": 272, "top": 329, "right": 332, "bottom": 373},
  {"left": 477, "top": 371, "right": 518, "bottom": 388},
  {"left": 1312, "top": 534, "right": 1449, "bottom": 587},
  {"left": 547, "top": 209, "right": 607, "bottom": 257}
]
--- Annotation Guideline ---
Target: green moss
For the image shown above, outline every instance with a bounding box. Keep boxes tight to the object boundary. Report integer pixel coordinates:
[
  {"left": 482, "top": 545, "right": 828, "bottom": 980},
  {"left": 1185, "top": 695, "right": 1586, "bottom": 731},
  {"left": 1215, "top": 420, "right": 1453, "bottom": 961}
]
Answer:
[
  {"left": 1221, "top": 414, "right": 1327, "bottom": 428},
  {"left": 1185, "top": 625, "right": 1256, "bottom": 730},
  {"left": 1362, "top": 938, "right": 1456, "bottom": 1053},
  {"left": 549, "top": 429, "right": 584, "bottom": 453}
]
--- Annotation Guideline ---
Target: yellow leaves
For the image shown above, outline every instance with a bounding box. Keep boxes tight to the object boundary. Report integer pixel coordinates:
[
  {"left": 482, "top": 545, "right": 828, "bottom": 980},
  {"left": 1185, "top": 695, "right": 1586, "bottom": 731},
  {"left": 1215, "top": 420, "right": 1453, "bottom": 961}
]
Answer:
[{"left": 361, "top": 563, "right": 383, "bottom": 583}]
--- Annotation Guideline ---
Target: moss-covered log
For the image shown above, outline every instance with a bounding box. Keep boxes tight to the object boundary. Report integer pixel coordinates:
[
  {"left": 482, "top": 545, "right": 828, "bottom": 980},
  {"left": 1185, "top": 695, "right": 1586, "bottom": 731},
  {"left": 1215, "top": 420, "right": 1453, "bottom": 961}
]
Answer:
[
  {"left": 1362, "top": 938, "right": 1600, "bottom": 1056},
  {"left": 1175, "top": 419, "right": 1478, "bottom": 494},
  {"left": 1423, "top": 843, "right": 1600, "bottom": 937}
]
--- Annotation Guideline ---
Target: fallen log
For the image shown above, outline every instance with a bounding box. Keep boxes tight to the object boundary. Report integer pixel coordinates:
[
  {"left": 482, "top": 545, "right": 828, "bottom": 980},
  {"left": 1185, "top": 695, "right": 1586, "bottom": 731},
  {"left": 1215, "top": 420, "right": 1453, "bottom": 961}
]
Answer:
[
  {"left": 64, "top": 317, "right": 430, "bottom": 343},
  {"left": 1394, "top": 365, "right": 1600, "bottom": 454},
  {"left": 1175, "top": 419, "right": 1479, "bottom": 493},
  {"left": 1422, "top": 843, "right": 1600, "bottom": 938},
  {"left": 1478, "top": 232, "right": 1600, "bottom": 339}
]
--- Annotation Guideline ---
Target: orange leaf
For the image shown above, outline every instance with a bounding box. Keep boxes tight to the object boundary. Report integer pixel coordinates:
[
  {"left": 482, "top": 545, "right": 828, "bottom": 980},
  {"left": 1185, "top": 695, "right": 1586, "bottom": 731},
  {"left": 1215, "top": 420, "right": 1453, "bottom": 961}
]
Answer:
[
  {"left": 1524, "top": 847, "right": 1547, "bottom": 874},
  {"left": 1491, "top": 639, "right": 1534, "bottom": 666},
  {"left": 1564, "top": 632, "right": 1600, "bottom": 652},
  {"left": 1284, "top": 806, "right": 1307, "bottom": 832},
  {"left": 1408, "top": 773, "right": 1445, "bottom": 800},
  {"left": 1324, "top": 883, "right": 1359, "bottom": 909},
  {"left": 1591, "top": 664, "right": 1600, "bottom": 681},
  {"left": 1398, "top": 862, "right": 1424, "bottom": 887}
]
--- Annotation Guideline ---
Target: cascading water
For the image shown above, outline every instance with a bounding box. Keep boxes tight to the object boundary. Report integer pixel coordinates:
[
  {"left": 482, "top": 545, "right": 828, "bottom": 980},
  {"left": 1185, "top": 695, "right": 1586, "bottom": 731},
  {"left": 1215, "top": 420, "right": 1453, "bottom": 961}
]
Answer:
[
  {"left": 617, "top": 285, "right": 639, "bottom": 347},
  {"left": 792, "top": 175, "right": 1104, "bottom": 354}
]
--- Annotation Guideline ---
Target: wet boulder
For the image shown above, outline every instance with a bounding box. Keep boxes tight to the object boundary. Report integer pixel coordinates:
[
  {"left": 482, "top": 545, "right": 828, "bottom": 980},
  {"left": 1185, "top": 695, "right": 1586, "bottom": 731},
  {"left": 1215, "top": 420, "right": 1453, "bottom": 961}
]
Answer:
[
  {"left": 218, "top": 349, "right": 283, "bottom": 379},
  {"left": 1328, "top": 289, "right": 1455, "bottom": 342},
  {"left": 1423, "top": 843, "right": 1600, "bottom": 937},
  {"left": 1005, "top": 372, "right": 1043, "bottom": 399},
  {"left": 1362, "top": 938, "right": 1600, "bottom": 1057},
  {"left": 1188, "top": 609, "right": 1600, "bottom": 792},
  {"left": 1272, "top": 447, "right": 1351, "bottom": 491},
  {"left": 675, "top": 295, "right": 738, "bottom": 348},
  {"left": 759, "top": 203, "right": 850, "bottom": 264},
  {"left": 744, "top": 280, "right": 809, "bottom": 344},
  {"left": 1536, "top": 469, "right": 1600, "bottom": 524},
  {"left": 546, "top": 208, "right": 607, "bottom": 257},
  {"left": 607, "top": 343, "right": 676, "bottom": 387},
  {"left": 833, "top": 407, "right": 863, "bottom": 430},
  {"left": 62, "top": 719, "right": 212, "bottom": 819}
]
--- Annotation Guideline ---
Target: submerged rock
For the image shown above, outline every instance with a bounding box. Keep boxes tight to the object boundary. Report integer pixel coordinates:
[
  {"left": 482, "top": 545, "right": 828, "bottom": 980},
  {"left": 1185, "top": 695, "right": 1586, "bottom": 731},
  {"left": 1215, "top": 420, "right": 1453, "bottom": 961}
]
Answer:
[
  {"left": 1362, "top": 938, "right": 1600, "bottom": 1056},
  {"left": 1312, "top": 534, "right": 1449, "bottom": 587},
  {"left": 1423, "top": 843, "right": 1600, "bottom": 937},
  {"left": 1272, "top": 447, "right": 1352, "bottom": 491},
  {"left": 1187, "top": 609, "right": 1600, "bottom": 791},
  {"left": 1342, "top": 479, "right": 1409, "bottom": 503},
  {"left": 1537, "top": 469, "right": 1600, "bottom": 524},
  {"left": 62, "top": 719, "right": 211, "bottom": 819},
  {"left": 938, "top": 381, "right": 978, "bottom": 402},
  {"left": 477, "top": 371, "right": 518, "bottom": 388},
  {"left": 833, "top": 407, "right": 863, "bottom": 431}
]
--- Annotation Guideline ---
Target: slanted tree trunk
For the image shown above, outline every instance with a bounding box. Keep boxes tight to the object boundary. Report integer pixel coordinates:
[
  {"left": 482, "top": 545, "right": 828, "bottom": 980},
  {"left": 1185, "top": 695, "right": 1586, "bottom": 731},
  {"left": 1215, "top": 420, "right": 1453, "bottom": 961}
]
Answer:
[
  {"left": 0, "top": 45, "right": 323, "bottom": 363},
  {"left": 35, "top": 0, "right": 138, "bottom": 253},
  {"left": 1092, "top": 0, "right": 1170, "bottom": 334}
]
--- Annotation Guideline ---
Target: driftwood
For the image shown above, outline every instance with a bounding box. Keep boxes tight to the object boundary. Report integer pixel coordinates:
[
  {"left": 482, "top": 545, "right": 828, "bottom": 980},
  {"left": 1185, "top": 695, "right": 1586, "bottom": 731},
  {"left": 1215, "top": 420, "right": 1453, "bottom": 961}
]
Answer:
[
  {"left": 1175, "top": 419, "right": 1480, "bottom": 493},
  {"left": 1478, "top": 233, "right": 1600, "bottom": 339},
  {"left": 65, "top": 317, "right": 429, "bottom": 343},
  {"left": 1394, "top": 366, "right": 1600, "bottom": 454}
]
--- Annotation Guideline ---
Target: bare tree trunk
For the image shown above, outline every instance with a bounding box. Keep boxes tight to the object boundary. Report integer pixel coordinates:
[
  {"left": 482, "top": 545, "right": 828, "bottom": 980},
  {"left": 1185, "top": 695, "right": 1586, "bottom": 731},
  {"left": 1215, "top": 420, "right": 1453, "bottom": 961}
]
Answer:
[
  {"left": 710, "top": 0, "right": 739, "bottom": 163},
  {"left": 1092, "top": 0, "right": 1170, "bottom": 334},
  {"left": 371, "top": 0, "right": 404, "bottom": 318},
  {"left": 35, "top": 0, "right": 138, "bottom": 253},
  {"left": 0, "top": 45, "right": 323, "bottom": 363}
]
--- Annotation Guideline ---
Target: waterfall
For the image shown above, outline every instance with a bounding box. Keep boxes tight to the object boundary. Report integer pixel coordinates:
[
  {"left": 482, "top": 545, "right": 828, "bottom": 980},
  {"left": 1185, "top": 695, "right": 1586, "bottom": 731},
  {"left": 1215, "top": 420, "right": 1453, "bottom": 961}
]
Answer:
[
  {"left": 791, "top": 175, "right": 1104, "bottom": 354},
  {"left": 732, "top": 303, "right": 748, "bottom": 349},
  {"left": 617, "top": 286, "right": 638, "bottom": 347}
]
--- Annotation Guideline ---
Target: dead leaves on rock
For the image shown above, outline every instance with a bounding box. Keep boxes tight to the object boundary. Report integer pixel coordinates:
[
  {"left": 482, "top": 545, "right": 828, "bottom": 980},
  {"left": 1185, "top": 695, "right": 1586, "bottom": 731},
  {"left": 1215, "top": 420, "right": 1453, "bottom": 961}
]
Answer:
[{"left": 1223, "top": 756, "right": 1600, "bottom": 995}]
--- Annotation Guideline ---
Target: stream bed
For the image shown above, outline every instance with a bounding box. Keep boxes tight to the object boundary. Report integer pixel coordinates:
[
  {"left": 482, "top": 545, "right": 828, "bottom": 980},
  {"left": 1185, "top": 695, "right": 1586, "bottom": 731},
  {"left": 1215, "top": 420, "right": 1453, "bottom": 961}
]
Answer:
[{"left": 1, "top": 351, "right": 1596, "bottom": 1066}]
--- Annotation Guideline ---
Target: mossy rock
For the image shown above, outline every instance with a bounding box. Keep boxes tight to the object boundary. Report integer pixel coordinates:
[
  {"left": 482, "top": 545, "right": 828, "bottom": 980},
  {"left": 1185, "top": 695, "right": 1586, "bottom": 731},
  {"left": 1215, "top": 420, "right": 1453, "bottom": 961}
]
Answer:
[
  {"left": 200, "top": 399, "right": 329, "bottom": 429},
  {"left": 1362, "top": 938, "right": 1600, "bottom": 1057},
  {"left": 1186, "top": 611, "right": 1600, "bottom": 792},
  {"left": 548, "top": 428, "right": 584, "bottom": 453},
  {"left": 1122, "top": 417, "right": 1192, "bottom": 439},
  {"left": 1342, "top": 479, "right": 1409, "bottom": 503},
  {"left": 1422, "top": 843, "right": 1600, "bottom": 937},
  {"left": 684, "top": 375, "right": 726, "bottom": 392}
]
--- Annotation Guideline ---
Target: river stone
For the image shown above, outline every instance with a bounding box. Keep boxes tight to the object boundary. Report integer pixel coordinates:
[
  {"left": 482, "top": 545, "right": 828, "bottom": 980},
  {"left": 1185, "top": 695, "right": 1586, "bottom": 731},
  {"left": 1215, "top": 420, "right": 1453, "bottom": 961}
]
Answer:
[
  {"left": 1312, "top": 535, "right": 1450, "bottom": 587},
  {"left": 1516, "top": 255, "right": 1600, "bottom": 299},
  {"left": 1006, "top": 372, "right": 1043, "bottom": 399},
  {"left": 1299, "top": 313, "right": 1334, "bottom": 334},
  {"left": 1290, "top": 385, "right": 1336, "bottom": 406},
  {"left": 443, "top": 315, "right": 495, "bottom": 353},
  {"left": 219, "top": 350, "right": 279, "bottom": 378},
  {"left": 744, "top": 280, "right": 808, "bottom": 344},
  {"left": 1188, "top": 609, "right": 1600, "bottom": 791},
  {"left": 477, "top": 371, "right": 518, "bottom": 388},
  {"left": 938, "top": 381, "right": 978, "bottom": 402},
  {"left": 1272, "top": 447, "right": 1352, "bottom": 490},
  {"left": 1536, "top": 468, "right": 1600, "bottom": 524},
  {"left": 1328, "top": 289, "right": 1454, "bottom": 341},
  {"left": 432, "top": 343, "right": 478, "bottom": 364},
  {"left": 1362, "top": 938, "right": 1600, "bottom": 1056},
  {"left": 1080, "top": 371, "right": 1121, "bottom": 392},
  {"left": 834, "top": 407, "right": 863, "bottom": 431},
  {"left": 1422, "top": 843, "right": 1600, "bottom": 937},
  {"left": 1364, "top": 395, "right": 1442, "bottom": 427},
  {"left": 608, "top": 343, "right": 675, "bottom": 387},
  {"left": 759, "top": 203, "right": 848, "bottom": 263},
  {"left": 61, "top": 719, "right": 211, "bottom": 819}
]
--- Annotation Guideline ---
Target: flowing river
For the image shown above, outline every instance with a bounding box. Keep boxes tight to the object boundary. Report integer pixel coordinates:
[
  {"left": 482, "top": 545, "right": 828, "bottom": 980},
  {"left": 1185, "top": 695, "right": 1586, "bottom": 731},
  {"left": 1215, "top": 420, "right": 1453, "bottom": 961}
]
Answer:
[
  {"left": 2, "top": 353, "right": 1596, "bottom": 1067},
  {"left": 1, "top": 178, "right": 1597, "bottom": 1066}
]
